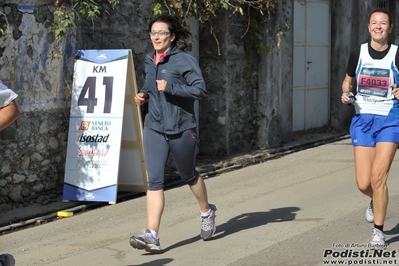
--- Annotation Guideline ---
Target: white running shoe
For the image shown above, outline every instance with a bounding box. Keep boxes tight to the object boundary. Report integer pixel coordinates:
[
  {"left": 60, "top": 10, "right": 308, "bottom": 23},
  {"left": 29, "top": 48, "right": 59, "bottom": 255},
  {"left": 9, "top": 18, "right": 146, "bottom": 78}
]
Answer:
[
  {"left": 130, "top": 229, "right": 161, "bottom": 253},
  {"left": 365, "top": 200, "right": 374, "bottom": 223},
  {"left": 200, "top": 204, "right": 217, "bottom": 240},
  {"left": 370, "top": 228, "right": 386, "bottom": 249}
]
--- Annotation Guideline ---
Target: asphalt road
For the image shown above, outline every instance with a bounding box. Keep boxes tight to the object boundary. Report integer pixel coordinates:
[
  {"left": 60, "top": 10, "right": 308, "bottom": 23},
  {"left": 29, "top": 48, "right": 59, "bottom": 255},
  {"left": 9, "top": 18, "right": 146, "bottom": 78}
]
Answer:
[{"left": 2, "top": 137, "right": 399, "bottom": 266}]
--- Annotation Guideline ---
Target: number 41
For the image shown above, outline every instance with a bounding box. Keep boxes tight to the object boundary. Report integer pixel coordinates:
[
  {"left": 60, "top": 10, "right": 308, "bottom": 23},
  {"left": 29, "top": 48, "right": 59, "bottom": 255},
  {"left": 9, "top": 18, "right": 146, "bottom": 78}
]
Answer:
[{"left": 78, "top": 76, "right": 114, "bottom": 113}]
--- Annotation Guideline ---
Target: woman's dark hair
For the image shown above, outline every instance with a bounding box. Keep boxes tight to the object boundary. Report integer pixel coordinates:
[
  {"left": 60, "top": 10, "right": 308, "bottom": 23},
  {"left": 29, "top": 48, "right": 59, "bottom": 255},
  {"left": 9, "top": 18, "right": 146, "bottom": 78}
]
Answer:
[
  {"left": 368, "top": 8, "right": 393, "bottom": 26},
  {"left": 149, "top": 15, "right": 193, "bottom": 50}
]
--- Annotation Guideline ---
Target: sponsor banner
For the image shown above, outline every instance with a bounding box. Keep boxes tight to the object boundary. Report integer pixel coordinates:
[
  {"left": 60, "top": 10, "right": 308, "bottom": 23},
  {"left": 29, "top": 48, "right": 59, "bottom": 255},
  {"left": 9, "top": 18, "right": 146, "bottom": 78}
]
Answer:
[{"left": 63, "top": 50, "right": 130, "bottom": 203}]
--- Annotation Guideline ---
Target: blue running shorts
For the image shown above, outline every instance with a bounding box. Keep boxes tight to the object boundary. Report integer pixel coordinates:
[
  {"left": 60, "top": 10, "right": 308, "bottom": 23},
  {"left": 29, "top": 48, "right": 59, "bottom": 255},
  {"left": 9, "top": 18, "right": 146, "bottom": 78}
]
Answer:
[{"left": 349, "top": 114, "right": 399, "bottom": 146}]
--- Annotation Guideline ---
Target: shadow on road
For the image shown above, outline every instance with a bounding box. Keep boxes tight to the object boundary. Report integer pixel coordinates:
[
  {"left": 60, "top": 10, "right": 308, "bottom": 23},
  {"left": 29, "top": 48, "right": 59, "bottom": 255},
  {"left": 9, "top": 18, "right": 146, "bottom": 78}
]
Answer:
[
  {"left": 126, "top": 258, "right": 174, "bottom": 266},
  {"left": 161, "top": 206, "right": 300, "bottom": 253},
  {"left": 211, "top": 206, "right": 301, "bottom": 240},
  {"left": 384, "top": 223, "right": 399, "bottom": 245},
  {"left": 125, "top": 206, "right": 300, "bottom": 266}
]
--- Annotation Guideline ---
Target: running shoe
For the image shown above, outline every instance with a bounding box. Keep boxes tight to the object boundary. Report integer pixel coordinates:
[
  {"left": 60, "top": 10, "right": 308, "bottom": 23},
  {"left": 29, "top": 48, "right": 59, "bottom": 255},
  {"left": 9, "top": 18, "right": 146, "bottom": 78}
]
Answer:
[
  {"left": 200, "top": 204, "right": 217, "bottom": 240},
  {"left": 366, "top": 200, "right": 374, "bottom": 223},
  {"left": 129, "top": 229, "right": 161, "bottom": 253},
  {"left": 370, "top": 228, "right": 386, "bottom": 249}
]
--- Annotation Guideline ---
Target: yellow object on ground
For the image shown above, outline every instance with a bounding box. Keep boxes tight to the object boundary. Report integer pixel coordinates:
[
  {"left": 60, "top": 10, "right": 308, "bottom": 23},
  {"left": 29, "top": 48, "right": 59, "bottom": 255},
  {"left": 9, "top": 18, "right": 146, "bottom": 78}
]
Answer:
[{"left": 57, "top": 211, "right": 73, "bottom": 217}]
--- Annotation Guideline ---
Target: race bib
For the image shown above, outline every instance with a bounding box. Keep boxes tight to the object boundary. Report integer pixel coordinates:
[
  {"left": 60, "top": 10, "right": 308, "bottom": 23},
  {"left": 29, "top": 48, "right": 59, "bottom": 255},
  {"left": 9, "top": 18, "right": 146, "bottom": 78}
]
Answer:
[{"left": 357, "top": 67, "right": 390, "bottom": 97}]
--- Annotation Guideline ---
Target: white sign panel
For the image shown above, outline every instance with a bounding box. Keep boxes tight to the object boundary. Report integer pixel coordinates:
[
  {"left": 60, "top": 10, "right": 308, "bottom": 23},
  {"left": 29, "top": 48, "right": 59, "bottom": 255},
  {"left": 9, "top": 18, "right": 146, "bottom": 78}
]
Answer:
[{"left": 63, "top": 50, "right": 129, "bottom": 203}]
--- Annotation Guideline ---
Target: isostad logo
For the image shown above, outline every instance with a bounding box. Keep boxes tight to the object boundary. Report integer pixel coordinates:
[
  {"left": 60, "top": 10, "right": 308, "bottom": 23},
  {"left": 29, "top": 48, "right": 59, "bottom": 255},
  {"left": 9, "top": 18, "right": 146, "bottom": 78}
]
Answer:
[{"left": 78, "top": 134, "right": 110, "bottom": 143}]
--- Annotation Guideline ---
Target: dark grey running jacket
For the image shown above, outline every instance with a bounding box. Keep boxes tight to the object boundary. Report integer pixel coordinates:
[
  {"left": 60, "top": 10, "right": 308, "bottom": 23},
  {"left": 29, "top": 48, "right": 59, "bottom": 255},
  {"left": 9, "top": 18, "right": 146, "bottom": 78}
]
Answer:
[{"left": 140, "top": 45, "right": 207, "bottom": 135}]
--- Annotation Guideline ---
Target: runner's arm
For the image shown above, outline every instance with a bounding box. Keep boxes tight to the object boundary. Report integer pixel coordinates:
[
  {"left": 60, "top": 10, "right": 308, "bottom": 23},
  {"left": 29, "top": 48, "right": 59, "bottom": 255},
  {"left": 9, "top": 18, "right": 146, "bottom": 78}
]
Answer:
[{"left": 0, "top": 100, "right": 20, "bottom": 130}]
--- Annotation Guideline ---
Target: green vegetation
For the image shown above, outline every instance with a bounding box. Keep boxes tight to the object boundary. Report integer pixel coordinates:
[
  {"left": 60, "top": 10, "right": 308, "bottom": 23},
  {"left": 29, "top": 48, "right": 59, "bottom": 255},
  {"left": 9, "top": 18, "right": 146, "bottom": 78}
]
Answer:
[
  {"left": 0, "top": 0, "right": 288, "bottom": 53},
  {"left": 152, "top": 0, "right": 289, "bottom": 53},
  {"left": 45, "top": 0, "right": 119, "bottom": 38}
]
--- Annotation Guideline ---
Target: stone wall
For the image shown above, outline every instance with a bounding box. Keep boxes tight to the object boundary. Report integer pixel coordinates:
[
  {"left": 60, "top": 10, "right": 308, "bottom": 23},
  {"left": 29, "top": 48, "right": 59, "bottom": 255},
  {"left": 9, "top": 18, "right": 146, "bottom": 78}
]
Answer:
[
  {"left": 198, "top": 12, "right": 260, "bottom": 156},
  {"left": 0, "top": 1, "right": 75, "bottom": 210},
  {"left": 256, "top": 0, "right": 293, "bottom": 149},
  {"left": 76, "top": 0, "right": 153, "bottom": 87}
]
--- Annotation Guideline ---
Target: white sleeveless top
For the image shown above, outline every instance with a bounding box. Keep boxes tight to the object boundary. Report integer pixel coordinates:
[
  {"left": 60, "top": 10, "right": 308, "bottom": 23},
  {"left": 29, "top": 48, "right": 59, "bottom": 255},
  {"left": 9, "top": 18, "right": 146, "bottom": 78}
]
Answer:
[
  {"left": 0, "top": 80, "right": 17, "bottom": 108},
  {"left": 354, "top": 43, "right": 399, "bottom": 117}
]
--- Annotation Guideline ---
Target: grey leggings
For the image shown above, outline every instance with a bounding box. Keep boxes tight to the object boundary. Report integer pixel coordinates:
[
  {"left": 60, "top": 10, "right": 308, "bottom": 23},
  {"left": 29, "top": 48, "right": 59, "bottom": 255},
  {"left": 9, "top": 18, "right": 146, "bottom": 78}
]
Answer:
[{"left": 143, "top": 127, "right": 199, "bottom": 190}]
